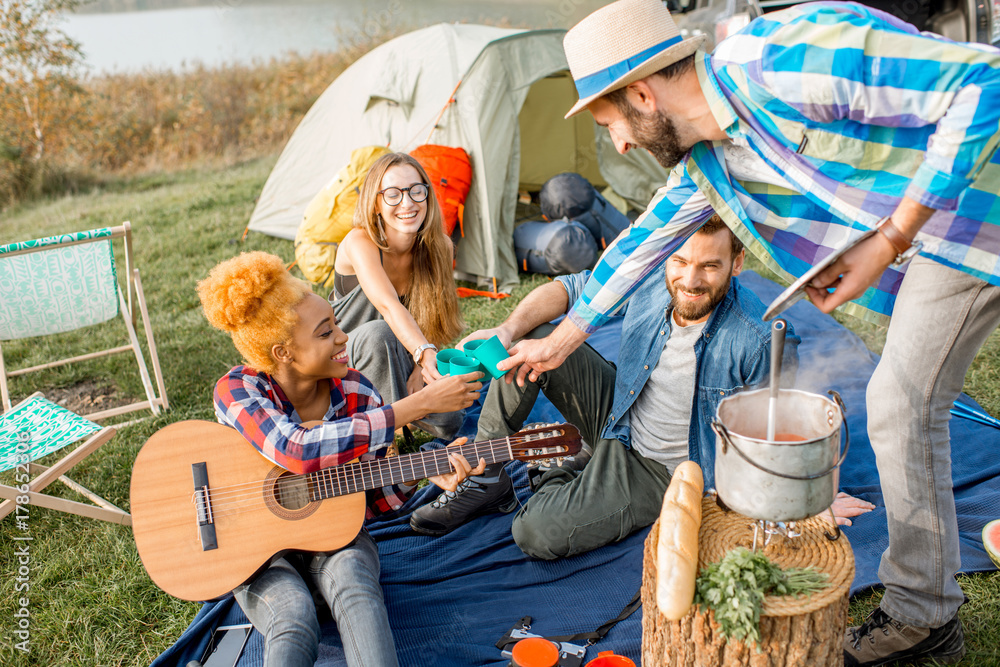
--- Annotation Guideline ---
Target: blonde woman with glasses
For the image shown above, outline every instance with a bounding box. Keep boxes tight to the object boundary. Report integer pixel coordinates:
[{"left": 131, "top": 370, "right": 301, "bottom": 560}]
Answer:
[{"left": 332, "top": 152, "right": 468, "bottom": 440}]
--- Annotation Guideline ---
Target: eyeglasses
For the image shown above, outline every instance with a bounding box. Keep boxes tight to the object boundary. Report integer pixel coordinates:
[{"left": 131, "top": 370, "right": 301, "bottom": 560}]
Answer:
[{"left": 378, "top": 183, "right": 430, "bottom": 206}]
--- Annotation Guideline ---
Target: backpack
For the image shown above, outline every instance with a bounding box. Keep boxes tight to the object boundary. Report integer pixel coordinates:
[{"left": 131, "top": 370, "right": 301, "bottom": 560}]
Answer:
[
  {"left": 295, "top": 145, "right": 391, "bottom": 287},
  {"left": 410, "top": 144, "right": 473, "bottom": 236}
]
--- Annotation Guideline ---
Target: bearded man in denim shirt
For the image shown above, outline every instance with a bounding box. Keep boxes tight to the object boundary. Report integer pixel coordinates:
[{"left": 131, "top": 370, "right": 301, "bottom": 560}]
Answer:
[{"left": 410, "top": 218, "right": 871, "bottom": 556}]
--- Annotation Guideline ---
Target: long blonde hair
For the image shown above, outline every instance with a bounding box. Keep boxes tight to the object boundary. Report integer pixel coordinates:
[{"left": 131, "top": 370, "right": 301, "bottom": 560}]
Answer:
[{"left": 354, "top": 152, "right": 463, "bottom": 348}]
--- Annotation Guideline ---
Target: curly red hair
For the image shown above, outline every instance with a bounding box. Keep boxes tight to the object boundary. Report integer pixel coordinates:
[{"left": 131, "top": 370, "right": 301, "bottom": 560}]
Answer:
[{"left": 197, "top": 252, "right": 311, "bottom": 374}]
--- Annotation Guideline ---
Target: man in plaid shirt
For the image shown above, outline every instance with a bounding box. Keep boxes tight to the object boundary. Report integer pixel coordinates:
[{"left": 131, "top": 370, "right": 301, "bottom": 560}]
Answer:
[{"left": 500, "top": 1, "right": 1000, "bottom": 664}]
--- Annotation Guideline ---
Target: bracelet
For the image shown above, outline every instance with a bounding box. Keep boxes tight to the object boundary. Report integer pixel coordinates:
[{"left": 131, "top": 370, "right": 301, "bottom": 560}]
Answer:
[{"left": 876, "top": 216, "right": 911, "bottom": 255}]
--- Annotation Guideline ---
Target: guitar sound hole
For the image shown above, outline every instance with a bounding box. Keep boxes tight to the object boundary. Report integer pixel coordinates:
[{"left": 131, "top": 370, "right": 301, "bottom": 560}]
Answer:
[{"left": 274, "top": 474, "right": 312, "bottom": 511}]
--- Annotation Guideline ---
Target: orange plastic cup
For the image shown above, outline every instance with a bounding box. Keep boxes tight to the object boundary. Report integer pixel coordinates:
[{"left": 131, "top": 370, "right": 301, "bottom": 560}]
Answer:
[
  {"left": 510, "top": 636, "right": 560, "bottom": 667},
  {"left": 584, "top": 651, "right": 636, "bottom": 667}
]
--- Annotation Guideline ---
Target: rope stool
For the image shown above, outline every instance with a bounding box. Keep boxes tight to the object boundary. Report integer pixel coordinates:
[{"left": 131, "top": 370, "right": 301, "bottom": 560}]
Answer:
[{"left": 641, "top": 496, "right": 855, "bottom": 666}]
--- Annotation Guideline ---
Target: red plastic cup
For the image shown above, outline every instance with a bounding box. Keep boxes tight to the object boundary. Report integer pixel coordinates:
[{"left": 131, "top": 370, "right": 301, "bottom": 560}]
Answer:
[
  {"left": 510, "top": 637, "right": 560, "bottom": 667},
  {"left": 584, "top": 651, "right": 636, "bottom": 667}
]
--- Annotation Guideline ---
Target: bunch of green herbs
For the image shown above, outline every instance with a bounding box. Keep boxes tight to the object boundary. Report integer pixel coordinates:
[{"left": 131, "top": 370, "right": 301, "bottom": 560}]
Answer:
[{"left": 693, "top": 547, "right": 829, "bottom": 648}]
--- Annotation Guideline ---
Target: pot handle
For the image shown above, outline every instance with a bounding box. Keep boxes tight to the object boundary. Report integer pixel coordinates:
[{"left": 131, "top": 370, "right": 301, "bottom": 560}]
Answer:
[{"left": 710, "top": 391, "right": 851, "bottom": 482}]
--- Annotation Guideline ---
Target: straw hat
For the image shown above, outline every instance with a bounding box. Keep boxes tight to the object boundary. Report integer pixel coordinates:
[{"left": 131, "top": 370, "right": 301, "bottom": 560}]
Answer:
[{"left": 563, "top": 0, "right": 706, "bottom": 118}]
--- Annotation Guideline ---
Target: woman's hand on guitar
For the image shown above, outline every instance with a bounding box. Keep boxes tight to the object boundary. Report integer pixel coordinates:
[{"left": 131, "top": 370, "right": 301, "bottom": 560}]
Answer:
[{"left": 427, "top": 437, "right": 486, "bottom": 492}]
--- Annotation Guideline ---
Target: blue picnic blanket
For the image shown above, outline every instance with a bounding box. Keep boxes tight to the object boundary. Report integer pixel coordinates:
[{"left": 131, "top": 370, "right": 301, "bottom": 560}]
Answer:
[{"left": 150, "top": 272, "right": 1000, "bottom": 667}]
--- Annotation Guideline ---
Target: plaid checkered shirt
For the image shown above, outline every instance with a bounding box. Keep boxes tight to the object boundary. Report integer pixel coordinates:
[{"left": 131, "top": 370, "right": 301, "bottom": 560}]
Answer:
[
  {"left": 569, "top": 1, "right": 1000, "bottom": 330},
  {"left": 214, "top": 366, "right": 410, "bottom": 520}
]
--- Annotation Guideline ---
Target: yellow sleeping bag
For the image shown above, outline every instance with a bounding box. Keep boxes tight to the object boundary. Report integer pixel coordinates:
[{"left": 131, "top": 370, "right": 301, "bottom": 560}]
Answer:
[{"left": 295, "top": 145, "right": 391, "bottom": 287}]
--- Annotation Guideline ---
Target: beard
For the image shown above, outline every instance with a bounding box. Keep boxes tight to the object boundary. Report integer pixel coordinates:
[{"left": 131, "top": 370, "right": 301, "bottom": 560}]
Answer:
[
  {"left": 667, "top": 274, "right": 732, "bottom": 323},
  {"left": 624, "top": 105, "right": 690, "bottom": 169}
]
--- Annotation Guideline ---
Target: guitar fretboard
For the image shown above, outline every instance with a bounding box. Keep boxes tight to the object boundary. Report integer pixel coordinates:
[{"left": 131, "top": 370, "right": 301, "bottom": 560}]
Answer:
[{"left": 304, "top": 434, "right": 550, "bottom": 501}]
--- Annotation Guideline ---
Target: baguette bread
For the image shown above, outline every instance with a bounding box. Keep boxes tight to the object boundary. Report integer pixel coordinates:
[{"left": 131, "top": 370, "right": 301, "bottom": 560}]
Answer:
[{"left": 655, "top": 460, "right": 704, "bottom": 620}]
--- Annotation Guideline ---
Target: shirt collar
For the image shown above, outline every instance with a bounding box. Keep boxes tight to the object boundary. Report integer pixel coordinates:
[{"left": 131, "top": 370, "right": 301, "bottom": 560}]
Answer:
[{"left": 694, "top": 51, "right": 741, "bottom": 140}]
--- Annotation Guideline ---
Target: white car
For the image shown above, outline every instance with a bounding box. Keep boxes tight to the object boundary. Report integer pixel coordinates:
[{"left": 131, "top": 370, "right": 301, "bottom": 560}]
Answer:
[{"left": 672, "top": 0, "right": 1000, "bottom": 49}]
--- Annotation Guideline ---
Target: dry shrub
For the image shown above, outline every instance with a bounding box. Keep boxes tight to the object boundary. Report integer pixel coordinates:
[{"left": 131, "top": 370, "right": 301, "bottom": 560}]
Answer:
[
  {"left": 0, "top": 16, "right": 530, "bottom": 208},
  {"left": 0, "top": 50, "right": 353, "bottom": 206}
]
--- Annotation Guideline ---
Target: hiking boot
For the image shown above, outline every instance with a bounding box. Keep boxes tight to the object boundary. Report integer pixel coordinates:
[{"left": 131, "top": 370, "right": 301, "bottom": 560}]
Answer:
[
  {"left": 844, "top": 607, "right": 966, "bottom": 666},
  {"left": 409, "top": 464, "right": 517, "bottom": 536}
]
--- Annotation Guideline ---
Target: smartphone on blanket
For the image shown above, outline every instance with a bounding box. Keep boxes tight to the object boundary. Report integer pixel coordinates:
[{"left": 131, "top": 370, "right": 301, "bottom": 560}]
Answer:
[{"left": 200, "top": 623, "right": 251, "bottom": 667}]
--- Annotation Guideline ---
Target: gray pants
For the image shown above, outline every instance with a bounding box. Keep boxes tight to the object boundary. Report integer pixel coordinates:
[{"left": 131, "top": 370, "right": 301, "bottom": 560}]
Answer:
[
  {"left": 870, "top": 256, "right": 1000, "bottom": 627},
  {"left": 335, "top": 286, "right": 464, "bottom": 440},
  {"left": 476, "top": 324, "right": 672, "bottom": 560},
  {"left": 233, "top": 532, "right": 398, "bottom": 667}
]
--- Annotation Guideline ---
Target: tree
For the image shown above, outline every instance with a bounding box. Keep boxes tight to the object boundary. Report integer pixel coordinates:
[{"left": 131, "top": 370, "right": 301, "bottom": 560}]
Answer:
[{"left": 0, "top": 0, "right": 84, "bottom": 201}]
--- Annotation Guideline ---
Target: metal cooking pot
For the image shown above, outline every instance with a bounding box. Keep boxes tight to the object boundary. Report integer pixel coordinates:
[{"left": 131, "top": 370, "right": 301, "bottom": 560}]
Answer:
[{"left": 710, "top": 389, "right": 849, "bottom": 522}]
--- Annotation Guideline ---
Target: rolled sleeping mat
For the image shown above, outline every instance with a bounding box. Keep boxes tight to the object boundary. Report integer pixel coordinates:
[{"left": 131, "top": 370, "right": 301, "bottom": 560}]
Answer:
[{"left": 514, "top": 218, "right": 598, "bottom": 275}]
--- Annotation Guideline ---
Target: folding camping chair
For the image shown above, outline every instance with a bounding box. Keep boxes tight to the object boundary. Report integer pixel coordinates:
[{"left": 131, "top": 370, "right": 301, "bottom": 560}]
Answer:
[
  {"left": 0, "top": 221, "right": 168, "bottom": 420},
  {"left": 0, "top": 393, "right": 130, "bottom": 525}
]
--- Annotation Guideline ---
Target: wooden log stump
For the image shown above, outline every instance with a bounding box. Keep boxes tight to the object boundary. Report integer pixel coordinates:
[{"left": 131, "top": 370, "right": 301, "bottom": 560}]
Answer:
[{"left": 642, "top": 497, "right": 854, "bottom": 666}]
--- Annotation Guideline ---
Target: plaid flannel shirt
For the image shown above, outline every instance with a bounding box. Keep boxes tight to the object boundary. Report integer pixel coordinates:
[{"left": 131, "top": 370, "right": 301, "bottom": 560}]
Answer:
[
  {"left": 214, "top": 366, "right": 410, "bottom": 520},
  {"left": 569, "top": 1, "right": 1000, "bottom": 330}
]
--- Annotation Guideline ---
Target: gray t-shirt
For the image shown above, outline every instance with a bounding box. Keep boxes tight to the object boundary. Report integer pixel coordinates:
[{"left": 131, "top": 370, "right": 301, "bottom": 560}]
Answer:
[{"left": 628, "top": 317, "right": 706, "bottom": 473}]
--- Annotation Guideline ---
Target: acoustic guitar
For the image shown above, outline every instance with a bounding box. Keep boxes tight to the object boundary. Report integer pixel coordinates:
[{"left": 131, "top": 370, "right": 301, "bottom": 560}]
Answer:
[{"left": 129, "top": 420, "right": 581, "bottom": 601}]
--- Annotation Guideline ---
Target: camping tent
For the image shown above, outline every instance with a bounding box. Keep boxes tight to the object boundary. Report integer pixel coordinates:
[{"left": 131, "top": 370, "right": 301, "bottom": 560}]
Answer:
[{"left": 246, "top": 24, "right": 668, "bottom": 292}]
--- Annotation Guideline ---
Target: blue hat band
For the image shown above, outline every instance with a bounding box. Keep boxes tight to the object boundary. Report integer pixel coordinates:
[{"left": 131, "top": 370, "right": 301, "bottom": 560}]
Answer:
[{"left": 573, "top": 35, "right": 683, "bottom": 100}]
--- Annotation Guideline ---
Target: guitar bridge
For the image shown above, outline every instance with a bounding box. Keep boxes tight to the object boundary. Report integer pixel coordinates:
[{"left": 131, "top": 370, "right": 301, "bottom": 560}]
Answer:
[{"left": 192, "top": 462, "right": 218, "bottom": 551}]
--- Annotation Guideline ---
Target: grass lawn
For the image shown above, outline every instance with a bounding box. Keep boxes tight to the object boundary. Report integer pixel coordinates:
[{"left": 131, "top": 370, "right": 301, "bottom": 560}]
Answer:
[{"left": 1, "top": 157, "right": 997, "bottom": 666}]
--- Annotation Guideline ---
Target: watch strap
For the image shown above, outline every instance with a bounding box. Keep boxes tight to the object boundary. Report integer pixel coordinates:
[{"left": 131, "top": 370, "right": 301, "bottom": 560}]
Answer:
[
  {"left": 412, "top": 343, "right": 437, "bottom": 364},
  {"left": 876, "top": 216, "right": 911, "bottom": 255}
]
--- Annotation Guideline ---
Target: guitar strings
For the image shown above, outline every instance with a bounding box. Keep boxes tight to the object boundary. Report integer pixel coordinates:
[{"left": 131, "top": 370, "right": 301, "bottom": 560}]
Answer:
[
  {"left": 189, "top": 433, "right": 572, "bottom": 517},
  {"left": 194, "top": 436, "right": 572, "bottom": 520},
  {"left": 196, "top": 433, "right": 562, "bottom": 501}
]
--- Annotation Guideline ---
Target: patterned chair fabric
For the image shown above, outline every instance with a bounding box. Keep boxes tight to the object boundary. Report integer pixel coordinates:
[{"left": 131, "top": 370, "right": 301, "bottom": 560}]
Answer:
[
  {"left": 0, "top": 228, "right": 119, "bottom": 341},
  {"left": 0, "top": 395, "right": 100, "bottom": 473}
]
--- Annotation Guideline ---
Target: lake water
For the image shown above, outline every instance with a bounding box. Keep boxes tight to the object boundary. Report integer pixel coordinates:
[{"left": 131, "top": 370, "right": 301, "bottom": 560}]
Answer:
[{"left": 63, "top": 0, "right": 607, "bottom": 74}]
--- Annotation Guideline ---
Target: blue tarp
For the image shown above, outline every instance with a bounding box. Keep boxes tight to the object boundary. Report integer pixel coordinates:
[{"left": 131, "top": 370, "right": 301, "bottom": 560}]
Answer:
[{"left": 150, "top": 272, "right": 1000, "bottom": 667}]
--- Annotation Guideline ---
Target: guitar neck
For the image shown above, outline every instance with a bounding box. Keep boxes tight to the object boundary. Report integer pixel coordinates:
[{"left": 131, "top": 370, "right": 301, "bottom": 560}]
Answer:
[{"left": 306, "top": 437, "right": 515, "bottom": 501}]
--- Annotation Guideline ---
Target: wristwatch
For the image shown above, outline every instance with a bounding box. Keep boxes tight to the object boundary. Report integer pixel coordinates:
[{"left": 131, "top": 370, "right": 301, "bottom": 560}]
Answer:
[
  {"left": 412, "top": 343, "right": 437, "bottom": 365},
  {"left": 876, "top": 216, "right": 923, "bottom": 267}
]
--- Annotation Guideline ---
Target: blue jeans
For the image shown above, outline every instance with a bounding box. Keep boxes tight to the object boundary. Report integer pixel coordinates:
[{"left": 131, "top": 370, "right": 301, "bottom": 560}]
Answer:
[
  {"left": 869, "top": 256, "right": 1000, "bottom": 628},
  {"left": 233, "top": 531, "right": 399, "bottom": 667}
]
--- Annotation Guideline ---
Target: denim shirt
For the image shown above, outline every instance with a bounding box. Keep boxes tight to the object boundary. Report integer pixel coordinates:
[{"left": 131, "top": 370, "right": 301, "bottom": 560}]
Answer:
[{"left": 556, "top": 269, "right": 799, "bottom": 489}]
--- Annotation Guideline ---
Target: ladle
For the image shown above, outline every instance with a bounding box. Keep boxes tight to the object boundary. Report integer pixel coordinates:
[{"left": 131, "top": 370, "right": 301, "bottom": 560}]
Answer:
[{"left": 766, "top": 319, "right": 787, "bottom": 442}]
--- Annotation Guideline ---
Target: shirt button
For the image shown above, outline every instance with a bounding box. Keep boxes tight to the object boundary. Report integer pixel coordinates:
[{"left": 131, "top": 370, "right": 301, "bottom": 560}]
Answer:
[
  {"left": 719, "top": 391, "right": 725, "bottom": 395},
  {"left": 660, "top": 330, "right": 665, "bottom": 335},
  {"left": 644, "top": 365, "right": 649, "bottom": 370},
  {"left": 393, "top": 504, "right": 401, "bottom": 510},
  {"left": 630, "top": 390, "right": 634, "bottom": 395}
]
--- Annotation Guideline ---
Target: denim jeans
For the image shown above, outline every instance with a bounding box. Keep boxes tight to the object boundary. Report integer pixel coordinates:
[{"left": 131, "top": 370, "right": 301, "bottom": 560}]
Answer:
[
  {"left": 233, "top": 531, "right": 399, "bottom": 667},
  {"left": 476, "top": 324, "right": 672, "bottom": 560},
  {"left": 869, "top": 256, "right": 1000, "bottom": 628}
]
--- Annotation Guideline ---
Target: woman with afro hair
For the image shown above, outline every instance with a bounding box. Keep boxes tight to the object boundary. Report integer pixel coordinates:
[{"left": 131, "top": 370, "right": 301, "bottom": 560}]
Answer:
[{"left": 198, "top": 251, "right": 483, "bottom": 667}]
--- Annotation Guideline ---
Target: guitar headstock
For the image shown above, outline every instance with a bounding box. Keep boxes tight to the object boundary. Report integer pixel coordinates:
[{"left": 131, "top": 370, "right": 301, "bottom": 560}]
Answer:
[{"left": 508, "top": 423, "right": 582, "bottom": 462}]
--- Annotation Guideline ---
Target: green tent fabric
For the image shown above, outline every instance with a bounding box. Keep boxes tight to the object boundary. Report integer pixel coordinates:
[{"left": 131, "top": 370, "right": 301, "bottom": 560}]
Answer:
[{"left": 246, "top": 24, "right": 667, "bottom": 293}]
